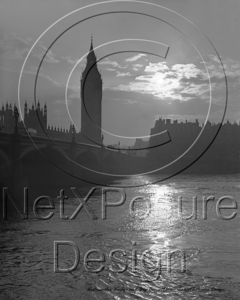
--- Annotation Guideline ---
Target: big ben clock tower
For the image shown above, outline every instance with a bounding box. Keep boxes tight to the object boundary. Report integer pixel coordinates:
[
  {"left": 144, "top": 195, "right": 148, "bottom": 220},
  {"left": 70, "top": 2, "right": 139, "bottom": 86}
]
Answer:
[{"left": 80, "top": 36, "right": 102, "bottom": 145}]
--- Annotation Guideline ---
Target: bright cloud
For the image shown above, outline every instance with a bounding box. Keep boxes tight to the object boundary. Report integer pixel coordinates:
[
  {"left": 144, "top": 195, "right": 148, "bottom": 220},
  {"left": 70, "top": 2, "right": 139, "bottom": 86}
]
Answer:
[
  {"left": 133, "top": 64, "right": 143, "bottom": 71},
  {"left": 113, "top": 61, "right": 208, "bottom": 101},
  {"left": 116, "top": 71, "right": 132, "bottom": 77},
  {"left": 171, "top": 64, "right": 202, "bottom": 79},
  {"left": 205, "top": 55, "right": 240, "bottom": 79},
  {"left": 106, "top": 68, "right": 116, "bottom": 72},
  {"left": 125, "top": 54, "right": 146, "bottom": 62},
  {"left": 145, "top": 62, "right": 169, "bottom": 73},
  {"left": 115, "top": 73, "right": 181, "bottom": 100},
  {"left": 99, "top": 60, "right": 119, "bottom": 68}
]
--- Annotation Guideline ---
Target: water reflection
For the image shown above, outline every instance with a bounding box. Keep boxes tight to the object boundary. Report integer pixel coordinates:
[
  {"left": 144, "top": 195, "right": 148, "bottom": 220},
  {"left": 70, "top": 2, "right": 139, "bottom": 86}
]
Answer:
[{"left": 1, "top": 174, "right": 240, "bottom": 299}]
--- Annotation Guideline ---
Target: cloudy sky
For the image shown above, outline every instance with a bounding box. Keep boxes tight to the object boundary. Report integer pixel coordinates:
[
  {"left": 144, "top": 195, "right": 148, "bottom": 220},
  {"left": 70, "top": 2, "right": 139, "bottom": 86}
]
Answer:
[{"left": 0, "top": 0, "right": 239, "bottom": 145}]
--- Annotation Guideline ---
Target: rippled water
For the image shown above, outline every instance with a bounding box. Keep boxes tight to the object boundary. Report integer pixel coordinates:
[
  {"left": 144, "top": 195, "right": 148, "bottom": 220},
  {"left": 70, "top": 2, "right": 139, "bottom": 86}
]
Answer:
[{"left": 1, "top": 174, "right": 240, "bottom": 299}]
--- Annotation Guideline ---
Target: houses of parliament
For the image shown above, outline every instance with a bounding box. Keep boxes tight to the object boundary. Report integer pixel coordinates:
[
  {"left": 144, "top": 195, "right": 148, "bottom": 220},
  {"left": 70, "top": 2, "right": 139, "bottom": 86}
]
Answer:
[
  {"left": 0, "top": 38, "right": 240, "bottom": 174},
  {"left": 0, "top": 38, "right": 103, "bottom": 145}
]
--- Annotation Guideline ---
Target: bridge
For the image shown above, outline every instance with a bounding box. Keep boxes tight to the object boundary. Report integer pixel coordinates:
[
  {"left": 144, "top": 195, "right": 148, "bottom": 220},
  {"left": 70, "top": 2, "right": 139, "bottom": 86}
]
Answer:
[{"left": 0, "top": 130, "right": 142, "bottom": 200}]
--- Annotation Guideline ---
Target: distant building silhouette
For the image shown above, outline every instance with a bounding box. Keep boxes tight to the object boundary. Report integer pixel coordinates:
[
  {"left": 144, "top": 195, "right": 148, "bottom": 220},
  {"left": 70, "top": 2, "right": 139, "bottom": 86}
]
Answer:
[
  {"left": 0, "top": 102, "right": 73, "bottom": 140},
  {"left": 147, "top": 117, "right": 240, "bottom": 173}
]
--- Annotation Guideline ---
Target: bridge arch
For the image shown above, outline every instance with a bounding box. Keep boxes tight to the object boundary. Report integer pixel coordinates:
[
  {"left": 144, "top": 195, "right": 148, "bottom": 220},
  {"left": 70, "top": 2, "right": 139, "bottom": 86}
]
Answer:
[{"left": 20, "top": 145, "right": 68, "bottom": 161}]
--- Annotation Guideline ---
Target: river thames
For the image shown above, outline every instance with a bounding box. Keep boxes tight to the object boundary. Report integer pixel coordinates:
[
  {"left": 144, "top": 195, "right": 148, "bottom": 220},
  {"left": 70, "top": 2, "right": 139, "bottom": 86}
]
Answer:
[{"left": 1, "top": 174, "right": 240, "bottom": 299}]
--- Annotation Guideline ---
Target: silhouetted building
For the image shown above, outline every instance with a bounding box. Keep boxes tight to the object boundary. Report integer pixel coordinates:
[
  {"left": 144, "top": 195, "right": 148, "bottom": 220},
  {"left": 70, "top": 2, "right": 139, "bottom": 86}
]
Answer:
[
  {"left": 0, "top": 103, "right": 15, "bottom": 133},
  {"left": 148, "top": 117, "right": 240, "bottom": 173},
  {"left": 24, "top": 101, "right": 47, "bottom": 136},
  {"left": 132, "top": 138, "right": 148, "bottom": 157},
  {"left": 0, "top": 102, "right": 73, "bottom": 140},
  {"left": 0, "top": 38, "right": 103, "bottom": 144},
  {"left": 80, "top": 36, "right": 102, "bottom": 145}
]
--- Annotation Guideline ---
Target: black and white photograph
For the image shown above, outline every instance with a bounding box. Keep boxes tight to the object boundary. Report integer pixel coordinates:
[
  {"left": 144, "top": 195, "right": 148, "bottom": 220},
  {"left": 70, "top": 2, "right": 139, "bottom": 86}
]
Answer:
[{"left": 0, "top": 0, "right": 240, "bottom": 299}]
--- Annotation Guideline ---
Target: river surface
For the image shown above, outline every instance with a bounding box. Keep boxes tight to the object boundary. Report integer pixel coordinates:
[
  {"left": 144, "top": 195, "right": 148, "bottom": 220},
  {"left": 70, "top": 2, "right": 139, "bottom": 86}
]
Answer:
[{"left": 1, "top": 174, "right": 240, "bottom": 299}]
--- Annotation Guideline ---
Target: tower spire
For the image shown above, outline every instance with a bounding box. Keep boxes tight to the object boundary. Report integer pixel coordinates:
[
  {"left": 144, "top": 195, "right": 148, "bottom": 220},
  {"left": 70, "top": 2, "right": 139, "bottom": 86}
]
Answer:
[
  {"left": 90, "top": 34, "right": 93, "bottom": 49},
  {"left": 86, "top": 35, "right": 96, "bottom": 66}
]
